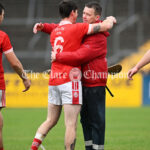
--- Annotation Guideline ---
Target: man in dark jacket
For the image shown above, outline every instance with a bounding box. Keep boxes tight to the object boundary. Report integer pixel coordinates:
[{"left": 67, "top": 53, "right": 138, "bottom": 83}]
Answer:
[{"left": 52, "top": 2, "right": 109, "bottom": 150}]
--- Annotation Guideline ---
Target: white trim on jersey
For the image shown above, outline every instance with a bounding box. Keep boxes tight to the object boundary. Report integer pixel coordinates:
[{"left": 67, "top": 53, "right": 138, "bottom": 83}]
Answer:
[
  {"left": 87, "top": 24, "right": 92, "bottom": 35},
  {"left": 59, "top": 20, "right": 72, "bottom": 26},
  {"left": 4, "top": 47, "right": 13, "bottom": 54}
]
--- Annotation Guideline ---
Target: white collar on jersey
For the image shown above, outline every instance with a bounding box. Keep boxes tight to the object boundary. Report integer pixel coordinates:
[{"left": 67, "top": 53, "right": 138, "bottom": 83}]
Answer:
[{"left": 59, "top": 20, "right": 72, "bottom": 26}]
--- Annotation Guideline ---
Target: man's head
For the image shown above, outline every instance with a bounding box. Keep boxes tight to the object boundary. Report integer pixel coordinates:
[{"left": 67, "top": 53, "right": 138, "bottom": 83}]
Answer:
[
  {"left": 83, "top": 1, "right": 102, "bottom": 24},
  {"left": 59, "top": 0, "right": 78, "bottom": 23},
  {"left": 0, "top": 3, "right": 4, "bottom": 24}
]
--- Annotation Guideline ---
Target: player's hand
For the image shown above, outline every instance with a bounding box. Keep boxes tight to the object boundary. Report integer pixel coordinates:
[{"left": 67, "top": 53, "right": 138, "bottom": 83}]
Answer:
[
  {"left": 128, "top": 67, "right": 138, "bottom": 80},
  {"left": 101, "top": 16, "right": 117, "bottom": 31},
  {"left": 106, "top": 16, "right": 117, "bottom": 24},
  {"left": 22, "top": 79, "right": 31, "bottom": 92},
  {"left": 33, "top": 22, "right": 44, "bottom": 34},
  {"left": 45, "top": 69, "right": 51, "bottom": 74},
  {"left": 51, "top": 51, "right": 57, "bottom": 62}
]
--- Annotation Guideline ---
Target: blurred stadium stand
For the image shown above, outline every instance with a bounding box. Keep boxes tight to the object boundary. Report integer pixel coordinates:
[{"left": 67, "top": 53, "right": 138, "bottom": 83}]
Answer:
[{"left": 0, "top": 0, "right": 150, "bottom": 72}]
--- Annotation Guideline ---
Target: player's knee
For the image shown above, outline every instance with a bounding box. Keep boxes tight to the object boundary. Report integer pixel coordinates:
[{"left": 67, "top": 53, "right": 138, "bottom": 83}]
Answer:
[
  {"left": 46, "top": 118, "right": 58, "bottom": 128},
  {"left": 99, "top": 114, "right": 105, "bottom": 127},
  {"left": 65, "top": 121, "right": 77, "bottom": 130},
  {"left": 101, "top": 117, "right": 105, "bottom": 126},
  {"left": 95, "top": 111, "right": 105, "bottom": 125}
]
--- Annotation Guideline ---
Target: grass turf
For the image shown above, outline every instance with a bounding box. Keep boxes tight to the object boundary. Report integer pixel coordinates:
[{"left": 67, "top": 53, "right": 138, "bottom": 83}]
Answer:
[{"left": 2, "top": 107, "right": 150, "bottom": 150}]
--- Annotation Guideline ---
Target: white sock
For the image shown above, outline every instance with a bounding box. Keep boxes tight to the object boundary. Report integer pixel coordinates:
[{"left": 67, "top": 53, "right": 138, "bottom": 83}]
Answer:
[{"left": 35, "top": 133, "right": 45, "bottom": 141}]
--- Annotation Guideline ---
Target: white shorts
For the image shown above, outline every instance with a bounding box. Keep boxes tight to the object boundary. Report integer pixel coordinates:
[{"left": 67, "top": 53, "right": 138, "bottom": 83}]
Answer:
[
  {"left": 0, "top": 90, "right": 6, "bottom": 108},
  {"left": 48, "top": 81, "right": 82, "bottom": 105}
]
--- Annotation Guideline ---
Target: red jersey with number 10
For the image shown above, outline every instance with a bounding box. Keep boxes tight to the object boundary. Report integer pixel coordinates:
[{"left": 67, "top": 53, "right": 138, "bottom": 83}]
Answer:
[
  {"left": 0, "top": 30, "right": 13, "bottom": 89},
  {"left": 49, "top": 21, "right": 91, "bottom": 85}
]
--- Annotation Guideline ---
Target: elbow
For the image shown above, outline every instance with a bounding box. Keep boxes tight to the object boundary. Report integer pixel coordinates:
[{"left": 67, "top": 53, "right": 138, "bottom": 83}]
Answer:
[
  {"left": 72, "top": 63, "right": 81, "bottom": 67},
  {"left": 69, "top": 60, "right": 81, "bottom": 67},
  {"left": 11, "top": 65, "right": 19, "bottom": 70}
]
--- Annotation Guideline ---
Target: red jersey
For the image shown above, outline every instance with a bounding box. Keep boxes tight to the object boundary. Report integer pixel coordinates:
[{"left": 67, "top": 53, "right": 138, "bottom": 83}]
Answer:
[
  {"left": 49, "top": 21, "right": 90, "bottom": 85},
  {"left": 55, "top": 21, "right": 110, "bottom": 87},
  {"left": 0, "top": 30, "right": 13, "bottom": 89}
]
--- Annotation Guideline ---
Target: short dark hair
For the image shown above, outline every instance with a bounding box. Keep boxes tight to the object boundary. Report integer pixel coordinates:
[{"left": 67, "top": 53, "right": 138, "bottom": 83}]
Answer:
[
  {"left": 59, "top": 0, "right": 78, "bottom": 19},
  {"left": 0, "top": 3, "right": 4, "bottom": 15},
  {"left": 85, "top": 1, "right": 102, "bottom": 15}
]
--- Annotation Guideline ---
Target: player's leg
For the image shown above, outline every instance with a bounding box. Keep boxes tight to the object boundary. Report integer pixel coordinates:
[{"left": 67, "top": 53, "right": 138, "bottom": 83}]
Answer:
[
  {"left": 31, "top": 103, "right": 62, "bottom": 150},
  {"left": 37, "top": 103, "right": 62, "bottom": 135},
  {"left": 60, "top": 81, "right": 82, "bottom": 150},
  {"left": 31, "top": 86, "right": 62, "bottom": 150},
  {"left": 80, "top": 87, "right": 92, "bottom": 150},
  {"left": 0, "top": 109, "right": 3, "bottom": 150},
  {"left": 64, "top": 104, "right": 81, "bottom": 150},
  {"left": 0, "top": 90, "right": 6, "bottom": 150},
  {"left": 87, "top": 86, "right": 106, "bottom": 150}
]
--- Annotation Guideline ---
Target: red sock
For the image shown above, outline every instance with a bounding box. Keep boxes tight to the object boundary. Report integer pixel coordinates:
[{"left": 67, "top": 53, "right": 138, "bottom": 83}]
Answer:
[
  {"left": 0, "top": 148, "right": 4, "bottom": 150},
  {"left": 31, "top": 138, "right": 42, "bottom": 150}
]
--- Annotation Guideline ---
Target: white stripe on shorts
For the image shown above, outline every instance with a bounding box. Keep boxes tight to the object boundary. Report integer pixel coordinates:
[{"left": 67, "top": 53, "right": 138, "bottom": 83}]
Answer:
[{"left": 0, "top": 90, "right": 6, "bottom": 107}]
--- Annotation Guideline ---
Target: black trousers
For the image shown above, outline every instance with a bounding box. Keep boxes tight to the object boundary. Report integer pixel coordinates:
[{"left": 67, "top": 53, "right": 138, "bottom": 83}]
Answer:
[{"left": 80, "top": 86, "right": 105, "bottom": 150}]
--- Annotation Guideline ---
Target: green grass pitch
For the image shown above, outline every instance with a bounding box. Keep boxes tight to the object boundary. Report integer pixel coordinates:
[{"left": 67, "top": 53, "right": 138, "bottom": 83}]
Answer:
[{"left": 2, "top": 107, "right": 150, "bottom": 150}]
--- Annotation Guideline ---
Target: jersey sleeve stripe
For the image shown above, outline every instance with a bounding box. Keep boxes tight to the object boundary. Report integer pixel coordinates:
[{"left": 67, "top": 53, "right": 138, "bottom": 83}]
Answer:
[
  {"left": 87, "top": 24, "right": 92, "bottom": 35},
  {"left": 4, "top": 48, "right": 13, "bottom": 54}
]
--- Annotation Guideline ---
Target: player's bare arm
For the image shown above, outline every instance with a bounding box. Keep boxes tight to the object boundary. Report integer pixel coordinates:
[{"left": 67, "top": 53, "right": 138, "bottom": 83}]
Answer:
[
  {"left": 89, "top": 16, "right": 116, "bottom": 34},
  {"left": 5, "top": 51, "right": 31, "bottom": 92},
  {"left": 93, "top": 25, "right": 101, "bottom": 34},
  {"left": 128, "top": 49, "right": 150, "bottom": 80}
]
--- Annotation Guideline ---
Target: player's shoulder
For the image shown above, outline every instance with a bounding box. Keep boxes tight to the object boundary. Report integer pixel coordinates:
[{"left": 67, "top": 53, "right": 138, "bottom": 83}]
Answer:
[
  {"left": 0, "top": 30, "right": 8, "bottom": 38},
  {"left": 74, "top": 22, "right": 88, "bottom": 26},
  {"left": 70, "top": 23, "right": 89, "bottom": 30}
]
